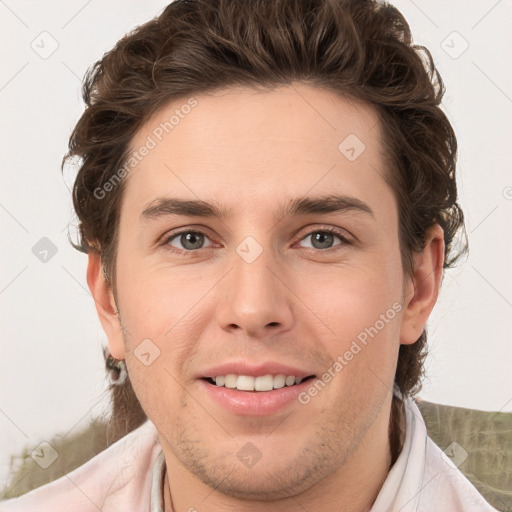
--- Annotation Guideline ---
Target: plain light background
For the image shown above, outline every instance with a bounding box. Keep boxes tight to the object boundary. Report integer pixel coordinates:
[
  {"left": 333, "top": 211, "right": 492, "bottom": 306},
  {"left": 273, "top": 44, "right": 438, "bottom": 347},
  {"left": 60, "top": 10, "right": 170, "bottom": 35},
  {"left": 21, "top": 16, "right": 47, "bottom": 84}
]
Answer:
[{"left": 1, "top": 0, "right": 511, "bottom": 488}]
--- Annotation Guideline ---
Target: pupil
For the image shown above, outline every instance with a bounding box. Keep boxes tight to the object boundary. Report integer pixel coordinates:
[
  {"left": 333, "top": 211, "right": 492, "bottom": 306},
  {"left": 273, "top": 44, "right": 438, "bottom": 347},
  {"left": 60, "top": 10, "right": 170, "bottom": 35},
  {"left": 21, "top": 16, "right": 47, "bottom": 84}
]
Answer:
[
  {"left": 182, "top": 232, "right": 203, "bottom": 250},
  {"left": 313, "top": 232, "right": 333, "bottom": 249}
]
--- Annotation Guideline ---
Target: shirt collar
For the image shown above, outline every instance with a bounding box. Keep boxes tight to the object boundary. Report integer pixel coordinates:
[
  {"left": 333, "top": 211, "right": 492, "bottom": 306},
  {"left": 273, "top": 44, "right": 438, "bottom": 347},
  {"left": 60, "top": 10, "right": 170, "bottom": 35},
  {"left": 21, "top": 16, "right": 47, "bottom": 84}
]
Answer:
[{"left": 150, "top": 449, "right": 166, "bottom": 512}]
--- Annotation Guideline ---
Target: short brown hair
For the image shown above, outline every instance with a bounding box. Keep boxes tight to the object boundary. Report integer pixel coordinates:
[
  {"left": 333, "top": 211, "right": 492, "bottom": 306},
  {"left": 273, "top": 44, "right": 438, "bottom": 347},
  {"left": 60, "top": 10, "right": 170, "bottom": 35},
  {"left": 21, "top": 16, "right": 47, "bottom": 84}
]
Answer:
[{"left": 63, "top": 0, "right": 466, "bottom": 437}]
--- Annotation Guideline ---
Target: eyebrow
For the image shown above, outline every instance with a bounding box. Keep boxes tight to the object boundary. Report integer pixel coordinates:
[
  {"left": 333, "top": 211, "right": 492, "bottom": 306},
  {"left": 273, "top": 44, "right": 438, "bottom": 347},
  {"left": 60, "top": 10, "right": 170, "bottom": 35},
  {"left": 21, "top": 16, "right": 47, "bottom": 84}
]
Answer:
[{"left": 140, "top": 194, "right": 374, "bottom": 224}]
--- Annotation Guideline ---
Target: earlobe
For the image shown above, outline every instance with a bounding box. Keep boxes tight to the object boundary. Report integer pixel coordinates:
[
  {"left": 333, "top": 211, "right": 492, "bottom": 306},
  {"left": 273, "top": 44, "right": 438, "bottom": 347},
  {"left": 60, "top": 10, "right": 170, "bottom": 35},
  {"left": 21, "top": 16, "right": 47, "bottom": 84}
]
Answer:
[
  {"left": 86, "top": 251, "right": 125, "bottom": 360},
  {"left": 400, "top": 224, "right": 445, "bottom": 345}
]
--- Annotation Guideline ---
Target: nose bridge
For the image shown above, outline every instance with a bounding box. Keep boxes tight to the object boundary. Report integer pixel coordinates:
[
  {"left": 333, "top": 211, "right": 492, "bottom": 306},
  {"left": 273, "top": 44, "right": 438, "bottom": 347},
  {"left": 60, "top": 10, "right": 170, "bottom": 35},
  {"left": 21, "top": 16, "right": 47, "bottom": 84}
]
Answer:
[
  {"left": 233, "top": 238, "right": 274, "bottom": 300},
  {"left": 216, "top": 234, "right": 293, "bottom": 337}
]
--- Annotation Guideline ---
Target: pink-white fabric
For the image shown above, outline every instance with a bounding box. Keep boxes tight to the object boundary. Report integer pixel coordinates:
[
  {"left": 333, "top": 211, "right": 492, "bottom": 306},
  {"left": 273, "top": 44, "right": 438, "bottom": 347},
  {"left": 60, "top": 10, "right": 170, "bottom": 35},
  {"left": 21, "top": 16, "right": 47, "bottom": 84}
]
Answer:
[
  {"left": 0, "top": 398, "right": 498, "bottom": 511},
  {"left": 0, "top": 420, "right": 161, "bottom": 512},
  {"left": 371, "top": 399, "right": 498, "bottom": 511}
]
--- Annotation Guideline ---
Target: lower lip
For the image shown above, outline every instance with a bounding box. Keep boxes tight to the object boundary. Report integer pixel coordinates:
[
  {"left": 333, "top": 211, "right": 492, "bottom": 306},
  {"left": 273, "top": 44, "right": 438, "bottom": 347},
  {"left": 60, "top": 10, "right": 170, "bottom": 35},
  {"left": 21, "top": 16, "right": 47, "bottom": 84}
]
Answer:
[{"left": 198, "top": 378, "right": 314, "bottom": 416}]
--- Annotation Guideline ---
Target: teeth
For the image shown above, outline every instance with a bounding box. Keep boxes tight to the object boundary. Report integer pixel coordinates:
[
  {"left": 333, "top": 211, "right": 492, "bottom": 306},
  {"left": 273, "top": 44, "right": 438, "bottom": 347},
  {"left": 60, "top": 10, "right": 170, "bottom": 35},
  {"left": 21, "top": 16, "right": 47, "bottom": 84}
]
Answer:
[
  {"left": 273, "top": 374, "right": 286, "bottom": 389},
  {"left": 237, "top": 375, "right": 256, "bottom": 391},
  {"left": 255, "top": 375, "right": 274, "bottom": 391},
  {"left": 224, "top": 374, "right": 238, "bottom": 388},
  {"left": 213, "top": 374, "right": 305, "bottom": 391}
]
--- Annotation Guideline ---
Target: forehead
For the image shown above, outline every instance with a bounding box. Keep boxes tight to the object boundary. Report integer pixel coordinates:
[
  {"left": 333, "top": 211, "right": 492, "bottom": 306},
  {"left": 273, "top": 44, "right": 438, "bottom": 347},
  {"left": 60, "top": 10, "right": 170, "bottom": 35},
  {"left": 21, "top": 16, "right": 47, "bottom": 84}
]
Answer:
[{"left": 122, "top": 84, "right": 391, "bottom": 220}]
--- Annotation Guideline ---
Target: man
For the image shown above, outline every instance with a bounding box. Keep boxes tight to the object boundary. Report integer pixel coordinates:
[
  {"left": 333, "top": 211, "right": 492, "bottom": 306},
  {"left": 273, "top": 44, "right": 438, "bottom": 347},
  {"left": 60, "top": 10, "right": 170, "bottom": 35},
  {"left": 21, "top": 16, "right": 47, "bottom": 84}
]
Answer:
[{"left": 0, "top": 0, "right": 498, "bottom": 510}]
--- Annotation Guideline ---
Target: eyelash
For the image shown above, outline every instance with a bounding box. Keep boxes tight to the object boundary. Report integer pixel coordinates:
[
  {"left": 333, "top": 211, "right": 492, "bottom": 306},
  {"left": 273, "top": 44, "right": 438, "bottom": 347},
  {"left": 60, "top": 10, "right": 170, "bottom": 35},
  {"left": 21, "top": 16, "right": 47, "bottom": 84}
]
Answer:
[{"left": 161, "top": 225, "right": 352, "bottom": 255}]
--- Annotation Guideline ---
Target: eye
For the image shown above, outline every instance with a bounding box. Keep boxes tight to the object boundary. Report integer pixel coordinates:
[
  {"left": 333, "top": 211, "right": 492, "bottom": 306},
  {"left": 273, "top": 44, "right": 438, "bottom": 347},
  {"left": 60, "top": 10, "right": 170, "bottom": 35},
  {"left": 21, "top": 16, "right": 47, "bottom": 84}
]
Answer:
[
  {"left": 161, "top": 226, "right": 351, "bottom": 254},
  {"left": 298, "top": 228, "right": 350, "bottom": 250},
  {"left": 165, "top": 230, "right": 213, "bottom": 252}
]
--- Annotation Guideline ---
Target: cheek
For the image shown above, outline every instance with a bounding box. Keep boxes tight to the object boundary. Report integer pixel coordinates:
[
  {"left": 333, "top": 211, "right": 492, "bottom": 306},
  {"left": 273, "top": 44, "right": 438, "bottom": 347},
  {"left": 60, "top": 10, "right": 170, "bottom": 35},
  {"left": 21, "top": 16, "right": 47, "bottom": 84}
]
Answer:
[
  {"left": 296, "top": 258, "right": 403, "bottom": 387},
  {"left": 116, "top": 255, "right": 207, "bottom": 335},
  {"left": 300, "top": 262, "right": 401, "bottom": 336},
  {"left": 116, "top": 261, "right": 212, "bottom": 390}
]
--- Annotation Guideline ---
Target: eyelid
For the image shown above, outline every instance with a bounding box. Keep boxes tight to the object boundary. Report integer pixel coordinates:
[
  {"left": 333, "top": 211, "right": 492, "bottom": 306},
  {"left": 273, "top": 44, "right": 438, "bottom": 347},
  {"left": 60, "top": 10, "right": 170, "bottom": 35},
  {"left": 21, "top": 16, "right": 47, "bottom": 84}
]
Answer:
[
  {"left": 294, "top": 224, "right": 353, "bottom": 243},
  {"left": 161, "top": 226, "right": 216, "bottom": 252},
  {"left": 293, "top": 225, "right": 353, "bottom": 252}
]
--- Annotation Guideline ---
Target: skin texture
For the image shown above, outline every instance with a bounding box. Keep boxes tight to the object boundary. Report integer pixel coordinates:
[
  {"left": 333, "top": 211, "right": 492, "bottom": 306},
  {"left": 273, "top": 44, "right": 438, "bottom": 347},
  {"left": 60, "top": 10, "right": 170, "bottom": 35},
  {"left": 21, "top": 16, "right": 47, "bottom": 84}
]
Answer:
[{"left": 87, "top": 84, "right": 444, "bottom": 512}]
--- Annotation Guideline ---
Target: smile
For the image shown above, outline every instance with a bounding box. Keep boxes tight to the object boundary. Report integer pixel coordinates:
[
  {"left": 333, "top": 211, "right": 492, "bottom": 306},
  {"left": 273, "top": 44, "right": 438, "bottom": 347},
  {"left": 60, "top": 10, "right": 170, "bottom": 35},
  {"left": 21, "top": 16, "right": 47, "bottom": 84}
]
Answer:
[{"left": 199, "top": 374, "right": 317, "bottom": 416}]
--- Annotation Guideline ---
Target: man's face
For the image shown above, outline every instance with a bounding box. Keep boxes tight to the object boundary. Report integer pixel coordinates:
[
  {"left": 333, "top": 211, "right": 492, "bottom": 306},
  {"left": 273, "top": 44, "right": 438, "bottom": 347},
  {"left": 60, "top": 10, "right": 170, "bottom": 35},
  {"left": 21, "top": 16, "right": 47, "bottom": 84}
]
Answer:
[{"left": 110, "top": 84, "right": 409, "bottom": 499}]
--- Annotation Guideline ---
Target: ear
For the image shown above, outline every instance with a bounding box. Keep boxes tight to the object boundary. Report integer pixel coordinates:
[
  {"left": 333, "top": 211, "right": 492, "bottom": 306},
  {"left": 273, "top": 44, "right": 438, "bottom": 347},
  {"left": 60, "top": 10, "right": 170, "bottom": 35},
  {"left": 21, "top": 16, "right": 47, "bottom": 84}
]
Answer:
[
  {"left": 86, "top": 251, "right": 125, "bottom": 360},
  {"left": 400, "top": 224, "right": 445, "bottom": 345}
]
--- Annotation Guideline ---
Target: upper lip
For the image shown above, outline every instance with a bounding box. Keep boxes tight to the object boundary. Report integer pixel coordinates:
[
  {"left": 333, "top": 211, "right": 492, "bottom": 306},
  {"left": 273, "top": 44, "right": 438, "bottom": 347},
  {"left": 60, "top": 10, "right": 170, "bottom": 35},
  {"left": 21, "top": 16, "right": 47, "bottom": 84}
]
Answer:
[{"left": 197, "top": 360, "right": 317, "bottom": 380}]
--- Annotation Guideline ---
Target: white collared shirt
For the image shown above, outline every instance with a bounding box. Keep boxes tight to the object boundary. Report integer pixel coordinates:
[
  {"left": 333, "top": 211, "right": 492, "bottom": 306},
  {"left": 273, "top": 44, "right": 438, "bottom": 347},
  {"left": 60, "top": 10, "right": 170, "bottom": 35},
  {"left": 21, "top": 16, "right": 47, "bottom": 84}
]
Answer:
[{"left": 0, "top": 398, "right": 498, "bottom": 511}]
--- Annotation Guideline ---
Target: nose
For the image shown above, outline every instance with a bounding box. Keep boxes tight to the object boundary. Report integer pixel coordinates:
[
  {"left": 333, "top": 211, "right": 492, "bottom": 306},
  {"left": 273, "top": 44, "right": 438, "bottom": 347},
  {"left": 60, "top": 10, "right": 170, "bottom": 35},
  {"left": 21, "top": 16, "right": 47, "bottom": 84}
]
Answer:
[{"left": 216, "top": 244, "right": 294, "bottom": 339}]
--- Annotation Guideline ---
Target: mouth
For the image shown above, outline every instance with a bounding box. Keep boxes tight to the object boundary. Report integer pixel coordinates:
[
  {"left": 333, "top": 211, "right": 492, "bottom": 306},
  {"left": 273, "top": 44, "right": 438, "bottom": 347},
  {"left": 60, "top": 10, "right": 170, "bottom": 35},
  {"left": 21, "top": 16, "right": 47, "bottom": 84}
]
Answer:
[
  {"left": 196, "top": 361, "right": 319, "bottom": 415},
  {"left": 199, "top": 373, "right": 317, "bottom": 415}
]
